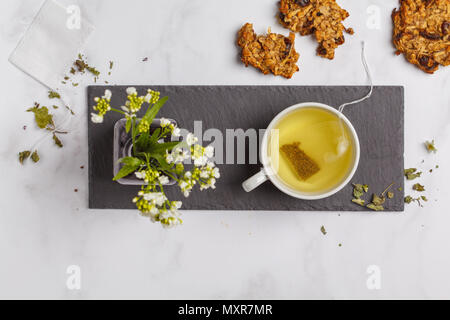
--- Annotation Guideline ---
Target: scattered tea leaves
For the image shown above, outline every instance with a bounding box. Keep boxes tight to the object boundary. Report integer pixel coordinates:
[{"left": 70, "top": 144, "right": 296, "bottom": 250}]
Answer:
[
  {"left": 425, "top": 140, "right": 437, "bottom": 153},
  {"left": 352, "top": 184, "right": 367, "bottom": 199},
  {"left": 320, "top": 226, "right": 327, "bottom": 235},
  {"left": 413, "top": 183, "right": 425, "bottom": 192},
  {"left": 352, "top": 198, "right": 365, "bottom": 206},
  {"left": 404, "top": 168, "right": 422, "bottom": 180},
  {"left": 53, "top": 133, "right": 63, "bottom": 148},
  {"left": 19, "top": 151, "right": 31, "bottom": 164},
  {"left": 27, "top": 104, "right": 54, "bottom": 129},
  {"left": 405, "top": 195, "right": 427, "bottom": 207},
  {"left": 387, "top": 191, "right": 394, "bottom": 199},
  {"left": 371, "top": 193, "right": 385, "bottom": 206},
  {"left": 52, "top": 105, "right": 59, "bottom": 109},
  {"left": 31, "top": 150, "right": 40, "bottom": 163},
  {"left": 65, "top": 105, "right": 75, "bottom": 115},
  {"left": 367, "top": 203, "right": 384, "bottom": 211},
  {"left": 48, "top": 90, "right": 61, "bottom": 99}
]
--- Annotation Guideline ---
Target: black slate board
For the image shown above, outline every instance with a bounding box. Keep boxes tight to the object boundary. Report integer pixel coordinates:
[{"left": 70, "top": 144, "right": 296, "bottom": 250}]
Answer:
[{"left": 88, "top": 86, "right": 404, "bottom": 211}]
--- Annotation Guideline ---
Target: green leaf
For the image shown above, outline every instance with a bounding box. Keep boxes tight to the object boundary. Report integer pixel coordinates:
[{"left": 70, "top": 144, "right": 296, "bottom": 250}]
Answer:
[
  {"left": 31, "top": 150, "right": 40, "bottom": 163},
  {"left": 148, "top": 141, "right": 181, "bottom": 154},
  {"left": 27, "top": 105, "right": 54, "bottom": 129},
  {"left": 19, "top": 151, "right": 31, "bottom": 164},
  {"left": 142, "top": 96, "right": 168, "bottom": 125},
  {"left": 135, "top": 132, "right": 151, "bottom": 151},
  {"left": 53, "top": 133, "right": 63, "bottom": 148},
  {"left": 150, "top": 153, "right": 173, "bottom": 171},
  {"left": 113, "top": 157, "right": 143, "bottom": 181},
  {"left": 125, "top": 118, "right": 131, "bottom": 133},
  {"left": 149, "top": 128, "right": 161, "bottom": 144}
]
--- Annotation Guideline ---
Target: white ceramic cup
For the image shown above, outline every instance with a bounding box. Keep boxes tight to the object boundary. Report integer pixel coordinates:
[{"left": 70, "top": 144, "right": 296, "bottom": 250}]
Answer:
[{"left": 242, "top": 102, "right": 360, "bottom": 200}]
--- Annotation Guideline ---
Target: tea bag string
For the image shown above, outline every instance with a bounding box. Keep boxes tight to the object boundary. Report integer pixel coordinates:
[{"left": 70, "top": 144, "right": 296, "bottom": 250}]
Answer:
[{"left": 338, "top": 41, "right": 373, "bottom": 114}]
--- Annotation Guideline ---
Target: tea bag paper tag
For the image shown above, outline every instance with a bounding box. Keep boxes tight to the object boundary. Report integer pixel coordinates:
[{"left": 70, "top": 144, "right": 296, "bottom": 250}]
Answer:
[{"left": 8, "top": 0, "right": 94, "bottom": 106}]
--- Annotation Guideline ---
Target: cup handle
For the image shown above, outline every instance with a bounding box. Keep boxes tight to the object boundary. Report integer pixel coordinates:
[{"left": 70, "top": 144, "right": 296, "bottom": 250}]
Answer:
[{"left": 242, "top": 168, "right": 268, "bottom": 192}]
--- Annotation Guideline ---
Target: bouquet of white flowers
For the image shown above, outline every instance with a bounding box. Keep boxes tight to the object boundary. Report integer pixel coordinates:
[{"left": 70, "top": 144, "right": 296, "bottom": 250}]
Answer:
[{"left": 91, "top": 87, "right": 220, "bottom": 228}]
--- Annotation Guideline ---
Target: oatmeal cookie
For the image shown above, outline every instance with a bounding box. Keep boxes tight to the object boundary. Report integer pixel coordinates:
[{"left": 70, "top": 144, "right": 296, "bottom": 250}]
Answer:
[
  {"left": 392, "top": 0, "right": 450, "bottom": 74},
  {"left": 278, "top": 0, "right": 353, "bottom": 59},
  {"left": 237, "top": 23, "right": 300, "bottom": 78}
]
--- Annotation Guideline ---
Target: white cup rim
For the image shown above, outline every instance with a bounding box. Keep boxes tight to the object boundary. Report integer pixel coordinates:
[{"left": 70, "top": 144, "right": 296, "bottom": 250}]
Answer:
[{"left": 260, "top": 102, "right": 360, "bottom": 200}]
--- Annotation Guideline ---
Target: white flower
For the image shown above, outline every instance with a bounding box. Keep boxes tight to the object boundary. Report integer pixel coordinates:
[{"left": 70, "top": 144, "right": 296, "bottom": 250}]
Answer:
[
  {"left": 183, "top": 190, "right": 190, "bottom": 198},
  {"left": 200, "top": 170, "right": 209, "bottom": 179},
  {"left": 158, "top": 175, "right": 170, "bottom": 185},
  {"left": 172, "top": 201, "right": 182, "bottom": 209},
  {"left": 204, "top": 145, "right": 214, "bottom": 158},
  {"left": 126, "top": 87, "right": 137, "bottom": 95},
  {"left": 91, "top": 113, "right": 103, "bottom": 123},
  {"left": 212, "top": 167, "right": 220, "bottom": 178},
  {"left": 165, "top": 150, "right": 174, "bottom": 164},
  {"left": 144, "top": 93, "right": 152, "bottom": 103},
  {"left": 121, "top": 105, "right": 130, "bottom": 112},
  {"left": 184, "top": 171, "right": 192, "bottom": 179},
  {"left": 194, "top": 156, "right": 208, "bottom": 167},
  {"left": 172, "top": 127, "right": 181, "bottom": 137},
  {"left": 135, "top": 171, "right": 146, "bottom": 180},
  {"left": 160, "top": 118, "right": 171, "bottom": 127},
  {"left": 94, "top": 97, "right": 100, "bottom": 102},
  {"left": 186, "top": 133, "right": 198, "bottom": 146},
  {"left": 103, "top": 89, "right": 112, "bottom": 101}
]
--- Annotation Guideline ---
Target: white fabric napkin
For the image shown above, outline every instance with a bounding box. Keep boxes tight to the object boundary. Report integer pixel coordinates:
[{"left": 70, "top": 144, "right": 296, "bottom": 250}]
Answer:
[{"left": 9, "top": 0, "right": 94, "bottom": 101}]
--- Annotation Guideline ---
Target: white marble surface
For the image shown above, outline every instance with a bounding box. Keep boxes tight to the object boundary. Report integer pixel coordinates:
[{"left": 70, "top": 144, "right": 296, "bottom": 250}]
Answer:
[{"left": 0, "top": 0, "right": 449, "bottom": 299}]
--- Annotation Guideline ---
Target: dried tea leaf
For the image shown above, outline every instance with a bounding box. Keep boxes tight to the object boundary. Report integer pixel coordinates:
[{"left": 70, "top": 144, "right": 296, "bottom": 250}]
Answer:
[
  {"left": 19, "top": 150, "right": 31, "bottom": 164},
  {"left": 404, "top": 168, "right": 417, "bottom": 175},
  {"left": 27, "top": 104, "right": 54, "bottom": 129},
  {"left": 372, "top": 193, "right": 386, "bottom": 206},
  {"left": 367, "top": 203, "right": 384, "bottom": 211},
  {"left": 387, "top": 192, "right": 394, "bottom": 199},
  {"left": 352, "top": 184, "right": 366, "bottom": 199},
  {"left": 48, "top": 90, "right": 61, "bottom": 99},
  {"left": 363, "top": 184, "right": 369, "bottom": 193},
  {"left": 65, "top": 106, "right": 75, "bottom": 115},
  {"left": 53, "top": 133, "right": 63, "bottom": 148},
  {"left": 109, "top": 61, "right": 114, "bottom": 69},
  {"left": 404, "top": 196, "right": 413, "bottom": 204},
  {"left": 425, "top": 140, "right": 437, "bottom": 153},
  {"left": 404, "top": 168, "right": 422, "bottom": 180},
  {"left": 52, "top": 105, "right": 59, "bottom": 109},
  {"left": 421, "top": 195, "right": 428, "bottom": 202},
  {"left": 413, "top": 183, "right": 425, "bottom": 192},
  {"left": 31, "top": 150, "right": 40, "bottom": 163},
  {"left": 320, "top": 226, "right": 327, "bottom": 235},
  {"left": 86, "top": 66, "right": 100, "bottom": 77},
  {"left": 352, "top": 198, "right": 365, "bottom": 206}
]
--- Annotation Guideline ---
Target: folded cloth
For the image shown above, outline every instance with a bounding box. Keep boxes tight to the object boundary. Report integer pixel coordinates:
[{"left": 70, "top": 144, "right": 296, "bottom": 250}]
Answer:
[{"left": 9, "top": 0, "right": 94, "bottom": 106}]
